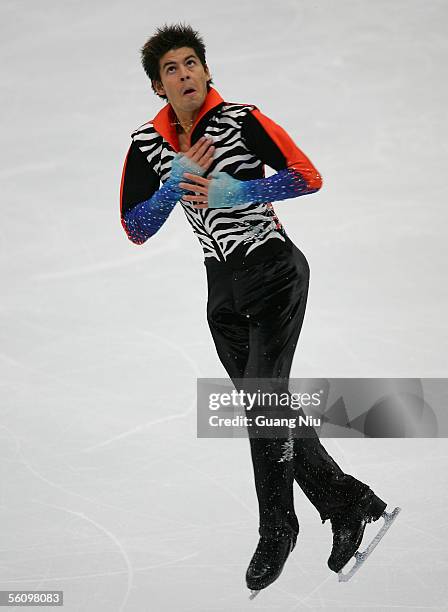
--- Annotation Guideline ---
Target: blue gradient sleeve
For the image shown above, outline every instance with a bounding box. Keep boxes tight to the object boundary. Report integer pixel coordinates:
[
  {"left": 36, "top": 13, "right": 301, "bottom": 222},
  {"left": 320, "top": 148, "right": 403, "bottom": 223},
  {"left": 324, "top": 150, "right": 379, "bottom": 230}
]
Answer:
[
  {"left": 207, "top": 168, "right": 319, "bottom": 209},
  {"left": 122, "top": 154, "right": 204, "bottom": 244}
]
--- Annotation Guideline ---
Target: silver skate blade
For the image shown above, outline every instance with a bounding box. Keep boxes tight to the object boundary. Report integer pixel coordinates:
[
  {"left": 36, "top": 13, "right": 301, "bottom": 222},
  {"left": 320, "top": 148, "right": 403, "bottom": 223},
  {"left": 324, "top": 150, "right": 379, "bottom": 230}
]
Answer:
[
  {"left": 249, "top": 589, "right": 260, "bottom": 600},
  {"left": 338, "top": 506, "right": 401, "bottom": 583}
]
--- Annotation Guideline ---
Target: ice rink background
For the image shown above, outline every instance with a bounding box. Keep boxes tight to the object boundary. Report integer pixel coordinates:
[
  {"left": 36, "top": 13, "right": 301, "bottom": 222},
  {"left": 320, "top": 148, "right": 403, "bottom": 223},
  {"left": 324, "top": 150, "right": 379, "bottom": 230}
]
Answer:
[{"left": 1, "top": 0, "right": 447, "bottom": 610}]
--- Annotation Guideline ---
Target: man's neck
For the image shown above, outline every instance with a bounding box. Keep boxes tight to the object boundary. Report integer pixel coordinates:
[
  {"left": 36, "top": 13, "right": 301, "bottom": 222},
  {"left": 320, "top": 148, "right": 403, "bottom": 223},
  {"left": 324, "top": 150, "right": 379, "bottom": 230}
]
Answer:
[{"left": 173, "top": 108, "right": 199, "bottom": 134}]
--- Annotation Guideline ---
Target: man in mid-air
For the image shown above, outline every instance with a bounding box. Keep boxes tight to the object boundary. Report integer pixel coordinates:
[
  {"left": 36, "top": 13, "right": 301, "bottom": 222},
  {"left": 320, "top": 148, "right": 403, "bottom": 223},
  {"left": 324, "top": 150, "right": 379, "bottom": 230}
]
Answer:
[{"left": 120, "top": 22, "right": 398, "bottom": 597}]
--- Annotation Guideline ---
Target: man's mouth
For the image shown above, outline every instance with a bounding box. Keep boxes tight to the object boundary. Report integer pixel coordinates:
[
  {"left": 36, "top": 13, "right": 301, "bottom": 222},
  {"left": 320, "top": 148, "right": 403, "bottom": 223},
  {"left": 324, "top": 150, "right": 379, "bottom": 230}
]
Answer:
[{"left": 183, "top": 88, "right": 197, "bottom": 96}]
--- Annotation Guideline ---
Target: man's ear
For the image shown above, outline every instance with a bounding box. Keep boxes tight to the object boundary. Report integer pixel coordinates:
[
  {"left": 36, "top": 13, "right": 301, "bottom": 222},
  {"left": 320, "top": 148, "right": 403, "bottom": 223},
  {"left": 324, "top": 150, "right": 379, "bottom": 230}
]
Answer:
[{"left": 153, "top": 80, "right": 165, "bottom": 96}]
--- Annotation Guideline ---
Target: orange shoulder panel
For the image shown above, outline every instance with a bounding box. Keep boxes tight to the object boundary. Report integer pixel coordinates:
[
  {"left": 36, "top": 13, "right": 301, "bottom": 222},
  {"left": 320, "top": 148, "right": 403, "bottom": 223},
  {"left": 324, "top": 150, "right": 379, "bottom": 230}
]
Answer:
[{"left": 250, "top": 109, "right": 323, "bottom": 191}]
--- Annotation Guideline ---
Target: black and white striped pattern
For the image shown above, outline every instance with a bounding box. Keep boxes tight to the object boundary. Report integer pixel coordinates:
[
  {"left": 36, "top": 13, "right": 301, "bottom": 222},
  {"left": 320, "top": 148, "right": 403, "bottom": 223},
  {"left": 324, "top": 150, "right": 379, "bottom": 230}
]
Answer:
[{"left": 131, "top": 103, "right": 286, "bottom": 263}]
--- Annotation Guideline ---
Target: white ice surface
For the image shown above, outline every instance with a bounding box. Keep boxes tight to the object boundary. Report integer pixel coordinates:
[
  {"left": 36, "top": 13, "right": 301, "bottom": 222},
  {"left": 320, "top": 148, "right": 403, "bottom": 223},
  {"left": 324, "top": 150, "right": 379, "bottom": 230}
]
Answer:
[{"left": 1, "top": 0, "right": 447, "bottom": 610}]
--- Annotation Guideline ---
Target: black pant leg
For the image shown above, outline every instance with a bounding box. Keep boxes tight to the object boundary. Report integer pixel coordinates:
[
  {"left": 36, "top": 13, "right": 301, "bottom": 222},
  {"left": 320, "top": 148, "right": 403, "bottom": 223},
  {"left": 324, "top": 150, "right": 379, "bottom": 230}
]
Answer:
[
  {"left": 206, "top": 261, "right": 299, "bottom": 538},
  {"left": 237, "top": 246, "right": 369, "bottom": 523},
  {"left": 205, "top": 245, "right": 371, "bottom": 534}
]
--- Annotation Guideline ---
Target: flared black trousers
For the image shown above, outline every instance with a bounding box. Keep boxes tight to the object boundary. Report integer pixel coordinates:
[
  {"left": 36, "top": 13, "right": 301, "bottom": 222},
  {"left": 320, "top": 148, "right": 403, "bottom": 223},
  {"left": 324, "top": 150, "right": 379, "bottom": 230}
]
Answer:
[{"left": 205, "top": 240, "right": 370, "bottom": 539}]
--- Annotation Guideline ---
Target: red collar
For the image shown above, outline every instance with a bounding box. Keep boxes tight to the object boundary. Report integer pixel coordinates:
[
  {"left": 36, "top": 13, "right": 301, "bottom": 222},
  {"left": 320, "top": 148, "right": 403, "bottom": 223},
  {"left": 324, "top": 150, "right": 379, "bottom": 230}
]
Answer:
[{"left": 151, "top": 87, "right": 224, "bottom": 152}]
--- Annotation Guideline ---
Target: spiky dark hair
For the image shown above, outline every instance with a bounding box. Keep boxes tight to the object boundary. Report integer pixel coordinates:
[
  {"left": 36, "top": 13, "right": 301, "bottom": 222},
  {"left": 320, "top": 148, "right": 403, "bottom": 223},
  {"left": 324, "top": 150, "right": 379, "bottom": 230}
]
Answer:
[{"left": 140, "top": 23, "right": 213, "bottom": 100}]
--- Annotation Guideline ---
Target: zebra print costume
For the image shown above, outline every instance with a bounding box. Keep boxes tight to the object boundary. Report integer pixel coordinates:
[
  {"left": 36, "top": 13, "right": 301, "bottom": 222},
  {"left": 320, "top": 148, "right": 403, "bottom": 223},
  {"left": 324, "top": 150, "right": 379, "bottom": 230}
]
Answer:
[{"left": 120, "top": 87, "right": 322, "bottom": 267}]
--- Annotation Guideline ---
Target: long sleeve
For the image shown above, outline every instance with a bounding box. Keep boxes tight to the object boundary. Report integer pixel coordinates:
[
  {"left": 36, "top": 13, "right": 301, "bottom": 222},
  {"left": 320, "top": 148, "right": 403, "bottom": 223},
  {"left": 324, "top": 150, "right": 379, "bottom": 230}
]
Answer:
[
  {"left": 120, "top": 143, "right": 205, "bottom": 245},
  {"left": 207, "top": 109, "right": 323, "bottom": 209},
  {"left": 120, "top": 141, "right": 177, "bottom": 245}
]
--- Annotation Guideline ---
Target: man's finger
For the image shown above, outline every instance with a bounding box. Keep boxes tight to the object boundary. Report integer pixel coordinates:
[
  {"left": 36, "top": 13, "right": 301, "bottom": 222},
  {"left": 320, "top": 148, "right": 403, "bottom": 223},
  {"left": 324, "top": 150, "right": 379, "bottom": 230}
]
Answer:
[
  {"left": 183, "top": 193, "right": 208, "bottom": 202},
  {"left": 179, "top": 182, "right": 207, "bottom": 193},
  {"left": 182, "top": 173, "right": 210, "bottom": 185},
  {"left": 198, "top": 156, "right": 214, "bottom": 170},
  {"left": 183, "top": 138, "right": 209, "bottom": 163},
  {"left": 179, "top": 180, "right": 207, "bottom": 191},
  {"left": 188, "top": 135, "right": 211, "bottom": 153},
  {"left": 189, "top": 136, "right": 207, "bottom": 152},
  {"left": 194, "top": 137, "right": 212, "bottom": 153}
]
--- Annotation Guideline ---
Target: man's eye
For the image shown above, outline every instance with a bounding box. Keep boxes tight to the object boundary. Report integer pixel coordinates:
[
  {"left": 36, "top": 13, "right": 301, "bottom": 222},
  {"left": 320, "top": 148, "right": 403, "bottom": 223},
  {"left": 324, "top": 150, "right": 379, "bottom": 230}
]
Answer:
[{"left": 187, "top": 59, "right": 196, "bottom": 66}]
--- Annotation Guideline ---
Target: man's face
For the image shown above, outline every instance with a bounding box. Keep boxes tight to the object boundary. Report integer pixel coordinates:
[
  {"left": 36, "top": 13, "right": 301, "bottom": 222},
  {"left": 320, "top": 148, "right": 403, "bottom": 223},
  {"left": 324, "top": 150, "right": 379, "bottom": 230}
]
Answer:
[{"left": 154, "top": 47, "right": 211, "bottom": 113}]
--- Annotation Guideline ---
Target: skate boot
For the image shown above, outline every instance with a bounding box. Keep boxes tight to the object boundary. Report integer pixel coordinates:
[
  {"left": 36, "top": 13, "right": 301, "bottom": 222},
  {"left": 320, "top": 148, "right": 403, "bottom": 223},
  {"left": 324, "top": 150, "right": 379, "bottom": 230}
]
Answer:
[
  {"left": 327, "top": 490, "right": 387, "bottom": 573},
  {"left": 246, "top": 531, "right": 297, "bottom": 596}
]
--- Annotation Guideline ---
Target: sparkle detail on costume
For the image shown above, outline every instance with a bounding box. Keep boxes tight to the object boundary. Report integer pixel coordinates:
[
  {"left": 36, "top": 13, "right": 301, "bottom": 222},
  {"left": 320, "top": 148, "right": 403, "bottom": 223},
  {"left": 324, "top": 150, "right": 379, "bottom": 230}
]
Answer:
[
  {"left": 120, "top": 88, "right": 324, "bottom": 264},
  {"left": 122, "top": 154, "right": 204, "bottom": 244},
  {"left": 277, "top": 437, "right": 295, "bottom": 463},
  {"left": 207, "top": 168, "right": 318, "bottom": 209}
]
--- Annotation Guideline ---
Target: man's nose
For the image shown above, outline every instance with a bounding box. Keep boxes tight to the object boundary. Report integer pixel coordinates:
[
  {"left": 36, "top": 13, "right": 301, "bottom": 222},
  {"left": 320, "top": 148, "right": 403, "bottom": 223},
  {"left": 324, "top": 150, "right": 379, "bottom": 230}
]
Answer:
[{"left": 179, "top": 67, "right": 190, "bottom": 80}]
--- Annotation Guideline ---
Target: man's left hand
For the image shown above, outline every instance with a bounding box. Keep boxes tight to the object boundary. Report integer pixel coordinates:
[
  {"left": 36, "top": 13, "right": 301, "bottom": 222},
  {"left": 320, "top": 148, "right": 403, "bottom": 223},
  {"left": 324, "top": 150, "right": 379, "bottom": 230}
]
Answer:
[{"left": 179, "top": 173, "right": 211, "bottom": 209}]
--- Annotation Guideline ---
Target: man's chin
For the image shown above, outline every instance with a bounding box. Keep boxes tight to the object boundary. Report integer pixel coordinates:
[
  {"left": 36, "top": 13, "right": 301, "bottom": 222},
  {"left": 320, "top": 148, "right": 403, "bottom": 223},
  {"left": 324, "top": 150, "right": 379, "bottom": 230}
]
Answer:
[
  {"left": 184, "top": 95, "right": 206, "bottom": 110},
  {"left": 194, "top": 97, "right": 204, "bottom": 106}
]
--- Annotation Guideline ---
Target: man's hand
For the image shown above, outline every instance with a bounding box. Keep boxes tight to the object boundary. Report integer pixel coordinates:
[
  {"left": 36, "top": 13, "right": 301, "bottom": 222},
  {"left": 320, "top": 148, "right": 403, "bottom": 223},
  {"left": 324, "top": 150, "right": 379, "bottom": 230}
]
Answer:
[
  {"left": 183, "top": 135, "right": 215, "bottom": 172},
  {"left": 178, "top": 136, "right": 214, "bottom": 207},
  {"left": 179, "top": 174, "right": 211, "bottom": 208}
]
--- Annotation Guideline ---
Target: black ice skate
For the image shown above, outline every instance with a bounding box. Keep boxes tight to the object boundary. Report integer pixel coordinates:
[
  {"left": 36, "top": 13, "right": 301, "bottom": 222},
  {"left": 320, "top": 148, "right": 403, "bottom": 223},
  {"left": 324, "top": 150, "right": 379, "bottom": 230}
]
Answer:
[
  {"left": 327, "top": 491, "right": 401, "bottom": 582},
  {"left": 246, "top": 533, "right": 296, "bottom": 599}
]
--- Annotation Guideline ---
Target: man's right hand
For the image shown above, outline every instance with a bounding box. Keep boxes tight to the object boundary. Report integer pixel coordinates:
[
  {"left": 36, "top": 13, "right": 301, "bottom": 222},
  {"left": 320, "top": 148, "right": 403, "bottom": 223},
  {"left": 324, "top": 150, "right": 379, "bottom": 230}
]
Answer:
[
  {"left": 169, "top": 136, "right": 215, "bottom": 193},
  {"left": 183, "top": 136, "right": 215, "bottom": 172}
]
